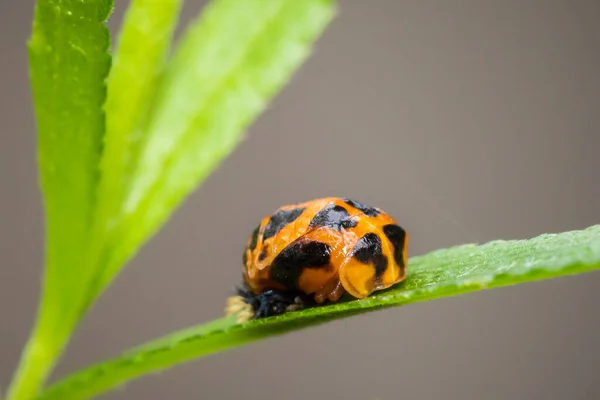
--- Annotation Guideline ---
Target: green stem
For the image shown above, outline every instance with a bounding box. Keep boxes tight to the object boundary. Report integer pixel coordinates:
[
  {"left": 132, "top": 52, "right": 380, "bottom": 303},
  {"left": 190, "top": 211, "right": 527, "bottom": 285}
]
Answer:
[{"left": 6, "top": 315, "right": 67, "bottom": 400}]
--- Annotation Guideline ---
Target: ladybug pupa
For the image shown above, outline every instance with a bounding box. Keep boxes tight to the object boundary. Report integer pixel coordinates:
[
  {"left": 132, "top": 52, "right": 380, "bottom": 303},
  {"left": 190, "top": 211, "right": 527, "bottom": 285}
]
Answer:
[{"left": 225, "top": 197, "right": 408, "bottom": 322}]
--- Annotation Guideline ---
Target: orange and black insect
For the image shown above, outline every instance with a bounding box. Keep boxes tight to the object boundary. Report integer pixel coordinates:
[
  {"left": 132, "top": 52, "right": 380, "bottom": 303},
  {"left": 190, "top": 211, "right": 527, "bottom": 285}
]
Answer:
[{"left": 225, "top": 197, "right": 408, "bottom": 322}]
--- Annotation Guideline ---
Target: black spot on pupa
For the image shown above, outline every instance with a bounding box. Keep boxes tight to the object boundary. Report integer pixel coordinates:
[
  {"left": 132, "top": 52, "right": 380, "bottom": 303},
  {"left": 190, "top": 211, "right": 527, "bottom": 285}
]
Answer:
[
  {"left": 383, "top": 224, "right": 406, "bottom": 268},
  {"left": 308, "top": 204, "right": 358, "bottom": 230},
  {"left": 351, "top": 232, "right": 388, "bottom": 279},
  {"left": 258, "top": 247, "right": 268, "bottom": 261},
  {"left": 342, "top": 198, "right": 380, "bottom": 217},
  {"left": 242, "top": 251, "right": 248, "bottom": 266},
  {"left": 249, "top": 224, "right": 261, "bottom": 251},
  {"left": 270, "top": 240, "right": 332, "bottom": 289},
  {"left": 262, "top": 207, "right": 305, "bottom": 241}
]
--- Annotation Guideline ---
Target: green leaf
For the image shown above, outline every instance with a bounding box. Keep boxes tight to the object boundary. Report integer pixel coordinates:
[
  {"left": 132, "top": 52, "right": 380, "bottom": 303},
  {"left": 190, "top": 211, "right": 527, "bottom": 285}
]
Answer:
[
  {"left": 82, "top": 0, "right": 337, "bottom": 305},
  {"left": 76, "top": 0, "right": 183, "bottom": 320},
  {"left": 97, "top": 0, "right": 183, "bottom": 231},
  {"left": 37, "top": 225, "right": 600, "bottom": 400},
  {"left": 6, "top": 1, "right": 113, "bottom": 400},
  {"left": 9, "top": 1, "right": 336, "bottom": 399}
]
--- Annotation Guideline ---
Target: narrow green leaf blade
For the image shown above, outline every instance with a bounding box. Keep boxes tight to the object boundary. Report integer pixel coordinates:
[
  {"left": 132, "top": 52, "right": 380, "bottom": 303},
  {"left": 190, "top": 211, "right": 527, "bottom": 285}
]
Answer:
[
  {"left": 30, "top": 0, "right": 113, "bottom": 313},
  {"left": 7, "top": 1, "right": 113, "bottom": 399},
  {"left": 38, "top": 225, "right": 600, "bottom": 400},
  {"left": 96, "top": 0, "right": 183, "bottom": 234},
  {"left": 88, "top": 0, "right": 337, "bottom": 301},
  {"left": 74, "top": 0, "right": 183, "bottom": 321}
]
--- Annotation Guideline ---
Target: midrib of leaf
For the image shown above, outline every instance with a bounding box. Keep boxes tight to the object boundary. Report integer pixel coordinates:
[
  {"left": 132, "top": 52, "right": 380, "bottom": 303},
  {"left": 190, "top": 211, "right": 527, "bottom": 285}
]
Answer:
[
  {"left": 83, "top": 0, "right": 337, "bottom": 304},
  {"left": 6, "top": 1, "right": 113, "bottom": 400},
  {"left": 37, "top": 224, "right": 600, "bottom": 400}
]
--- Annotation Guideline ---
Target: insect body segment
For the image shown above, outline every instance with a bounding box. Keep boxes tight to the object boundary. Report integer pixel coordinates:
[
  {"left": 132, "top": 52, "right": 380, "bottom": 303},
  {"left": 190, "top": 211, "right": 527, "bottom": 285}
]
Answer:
[{"left": 226, "top": 197, "right": 408, "bottom": 322}]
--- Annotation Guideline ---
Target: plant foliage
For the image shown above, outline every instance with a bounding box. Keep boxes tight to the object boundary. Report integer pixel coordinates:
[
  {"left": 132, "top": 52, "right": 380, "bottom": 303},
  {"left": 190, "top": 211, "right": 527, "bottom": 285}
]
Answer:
[
  {"left": 7, "top": 1, "right": 337, "bottom": 399},
  {"left": 6, "top": 0, "right": 599, "bottom": 399},
  {"left": 7, "top": 1, "right": 113, "bottom": 399},
  {"left": 38, "top": 224, "right": 600, "bottom": 400}
]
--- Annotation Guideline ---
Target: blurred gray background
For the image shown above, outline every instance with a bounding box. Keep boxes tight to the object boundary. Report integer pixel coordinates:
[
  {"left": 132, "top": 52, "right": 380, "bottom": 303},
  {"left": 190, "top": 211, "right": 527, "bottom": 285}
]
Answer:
[{"left": 1, "top": 0, "right": 599, "bottom": 399}]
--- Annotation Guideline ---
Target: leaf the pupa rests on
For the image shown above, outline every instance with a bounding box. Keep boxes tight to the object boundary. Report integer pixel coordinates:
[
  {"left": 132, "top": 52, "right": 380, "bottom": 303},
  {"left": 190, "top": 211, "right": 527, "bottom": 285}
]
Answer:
[{"left": 38, "top": 224, "right": 600, "bottom": 400}]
